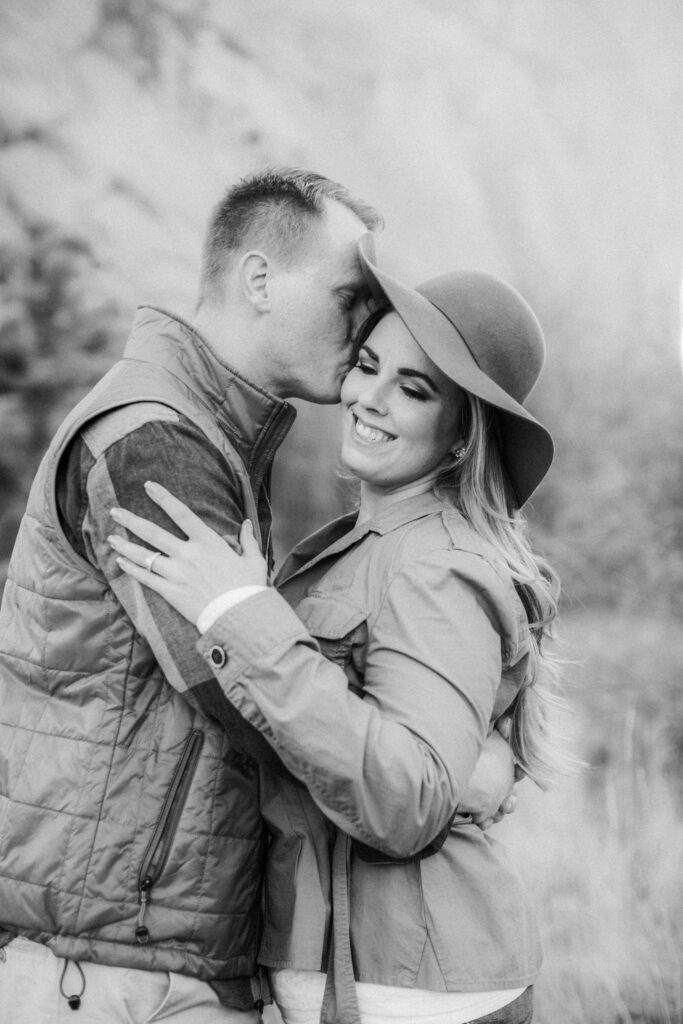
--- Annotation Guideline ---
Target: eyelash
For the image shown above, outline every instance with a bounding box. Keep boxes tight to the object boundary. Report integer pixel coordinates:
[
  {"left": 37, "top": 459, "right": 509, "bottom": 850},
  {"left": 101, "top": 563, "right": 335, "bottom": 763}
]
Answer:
[
  {"left": 355, "top": 361, "right": 428, "bottom": 401},
  {"left": 402, "top": 388, "right": 428, "bottom": 402}
]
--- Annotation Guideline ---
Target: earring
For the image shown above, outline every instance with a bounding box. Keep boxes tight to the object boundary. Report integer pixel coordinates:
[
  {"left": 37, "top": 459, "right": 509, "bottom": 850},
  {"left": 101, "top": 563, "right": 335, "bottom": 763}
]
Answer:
[{"left": 452, "top": 447, "right": 466, "bottom": 460}]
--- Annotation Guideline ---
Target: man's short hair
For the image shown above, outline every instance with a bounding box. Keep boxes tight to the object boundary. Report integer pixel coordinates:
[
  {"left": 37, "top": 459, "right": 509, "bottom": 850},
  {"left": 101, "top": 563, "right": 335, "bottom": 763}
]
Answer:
[{"left": 199, "top": 167, "right": 383, "bottom": 305}]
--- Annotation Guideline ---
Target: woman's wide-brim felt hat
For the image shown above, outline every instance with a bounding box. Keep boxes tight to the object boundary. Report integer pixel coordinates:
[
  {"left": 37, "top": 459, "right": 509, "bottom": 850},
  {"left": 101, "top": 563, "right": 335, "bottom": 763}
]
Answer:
[{"left": 358, "top": 236, "right": 554, "bottom": 508}]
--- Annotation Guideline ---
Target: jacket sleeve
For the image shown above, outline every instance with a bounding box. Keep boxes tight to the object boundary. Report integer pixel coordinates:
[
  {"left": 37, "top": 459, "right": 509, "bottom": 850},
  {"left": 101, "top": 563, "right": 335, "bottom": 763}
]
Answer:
[
  {"left": 71, "top": 410, "right": 263, "bottom": 733},
  {"left": 196, "top": 548, "right": 510, "bottom": 857}
]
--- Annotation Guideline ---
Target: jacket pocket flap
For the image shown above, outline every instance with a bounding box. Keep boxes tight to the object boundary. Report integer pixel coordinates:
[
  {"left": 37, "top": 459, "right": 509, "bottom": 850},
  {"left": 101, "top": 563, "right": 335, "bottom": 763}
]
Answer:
[{"left": 295, "top": 594, "right": 367, "bottom": 640}]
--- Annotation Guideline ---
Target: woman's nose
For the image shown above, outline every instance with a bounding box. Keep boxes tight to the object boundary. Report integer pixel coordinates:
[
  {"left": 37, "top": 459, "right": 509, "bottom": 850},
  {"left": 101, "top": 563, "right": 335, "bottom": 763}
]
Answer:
[{"left": 357, "top": 379, "right": 388, "bottom": 414}]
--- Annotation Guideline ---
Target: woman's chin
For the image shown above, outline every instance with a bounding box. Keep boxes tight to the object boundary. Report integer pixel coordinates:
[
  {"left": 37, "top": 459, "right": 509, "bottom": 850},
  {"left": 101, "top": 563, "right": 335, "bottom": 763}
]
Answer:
[
  {"left": 339, "top": 444, "right": 362, "bottom": 476},
  {"left": 339, "top": 446, "right": 377, "bottom": 482}
]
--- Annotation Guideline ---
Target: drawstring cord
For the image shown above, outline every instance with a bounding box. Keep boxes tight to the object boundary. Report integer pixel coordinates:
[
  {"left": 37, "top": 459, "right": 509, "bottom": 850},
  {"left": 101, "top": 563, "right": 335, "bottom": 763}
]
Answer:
[{"left": 59, "top": 958, "right": 86, "bottom": 1011}]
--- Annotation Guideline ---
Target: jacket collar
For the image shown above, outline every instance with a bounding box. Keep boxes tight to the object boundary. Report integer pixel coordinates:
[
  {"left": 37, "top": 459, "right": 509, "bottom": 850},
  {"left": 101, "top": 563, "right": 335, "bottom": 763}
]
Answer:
[
  {"left": 125, "top": 306, "right": 297, "bottom": 488},
  {"left": 277, "top": 490, "right": 447, "bottom": 586}
]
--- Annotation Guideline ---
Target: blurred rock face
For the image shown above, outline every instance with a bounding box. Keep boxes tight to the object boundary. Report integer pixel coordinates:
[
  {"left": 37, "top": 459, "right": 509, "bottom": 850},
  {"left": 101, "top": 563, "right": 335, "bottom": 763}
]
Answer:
[{"left": 1, "top": 0, "right": 682, "bottom": 608}]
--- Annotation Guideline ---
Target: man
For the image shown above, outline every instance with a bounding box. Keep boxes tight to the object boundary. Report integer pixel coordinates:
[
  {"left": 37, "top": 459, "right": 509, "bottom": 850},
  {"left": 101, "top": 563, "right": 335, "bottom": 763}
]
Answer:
[{"left": 0, "top": 168, "right": 514, "bottom": 1022}]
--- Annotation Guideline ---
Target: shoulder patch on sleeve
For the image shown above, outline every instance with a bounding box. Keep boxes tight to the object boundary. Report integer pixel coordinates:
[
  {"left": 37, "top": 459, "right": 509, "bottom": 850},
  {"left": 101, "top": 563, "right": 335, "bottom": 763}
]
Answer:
[{"left": 81, "top": 402, "right": 181, "bottom": 459}]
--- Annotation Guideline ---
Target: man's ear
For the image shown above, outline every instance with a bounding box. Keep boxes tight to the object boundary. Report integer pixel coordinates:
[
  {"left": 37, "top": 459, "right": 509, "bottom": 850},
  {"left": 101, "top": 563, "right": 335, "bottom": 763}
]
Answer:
[{"left": 238, "top": 251, "right": 270, "bottom": 312}]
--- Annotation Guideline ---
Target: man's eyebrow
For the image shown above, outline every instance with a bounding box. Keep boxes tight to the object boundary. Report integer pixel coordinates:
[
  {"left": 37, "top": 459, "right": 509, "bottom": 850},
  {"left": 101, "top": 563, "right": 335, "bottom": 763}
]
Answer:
[
  {"left": 336, "top": 256, "right": 367, "bottom": 292},
  {"left": 362, "top": 344, "right": 440, "bottom": 393},
  {"left": 335, "top": 275, "right": 367, "bottom": 294}
]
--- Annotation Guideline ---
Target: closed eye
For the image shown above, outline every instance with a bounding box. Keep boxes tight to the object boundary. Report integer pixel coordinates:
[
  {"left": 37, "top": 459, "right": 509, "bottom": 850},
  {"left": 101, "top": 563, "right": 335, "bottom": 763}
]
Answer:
[
  {"left": 400, "top": 385, "right": 428, "bottom": 401},
  {"left": 338, "top": 290, "right": 358, "bottom": 311},
  {"left": 354, "top": 357, "right": 429, "bottom": 398}
]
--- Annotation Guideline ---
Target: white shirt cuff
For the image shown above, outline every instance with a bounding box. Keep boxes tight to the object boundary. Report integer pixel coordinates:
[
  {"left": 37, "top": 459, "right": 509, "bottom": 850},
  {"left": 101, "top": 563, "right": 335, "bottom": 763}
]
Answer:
[{"left": 196, "top": 586, "right": 267, "bottom": 634}]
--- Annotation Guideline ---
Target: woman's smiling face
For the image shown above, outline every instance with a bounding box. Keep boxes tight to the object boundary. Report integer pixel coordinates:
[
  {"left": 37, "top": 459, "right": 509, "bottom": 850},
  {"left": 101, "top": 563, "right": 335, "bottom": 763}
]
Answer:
[{"left": 340, "top": 312, "right": 465, "bottom": 494}]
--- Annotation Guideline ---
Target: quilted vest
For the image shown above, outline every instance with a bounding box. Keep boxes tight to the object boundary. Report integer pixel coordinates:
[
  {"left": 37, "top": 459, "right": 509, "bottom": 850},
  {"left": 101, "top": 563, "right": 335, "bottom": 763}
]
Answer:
[{"left": 0, "top": 308, "right": 295, "bottom": 1009}]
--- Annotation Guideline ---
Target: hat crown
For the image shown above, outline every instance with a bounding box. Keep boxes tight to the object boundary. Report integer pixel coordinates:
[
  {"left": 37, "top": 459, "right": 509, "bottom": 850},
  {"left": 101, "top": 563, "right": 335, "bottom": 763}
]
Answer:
[{"left": 417, "top": 271, "right": 545, "bottom": 404}]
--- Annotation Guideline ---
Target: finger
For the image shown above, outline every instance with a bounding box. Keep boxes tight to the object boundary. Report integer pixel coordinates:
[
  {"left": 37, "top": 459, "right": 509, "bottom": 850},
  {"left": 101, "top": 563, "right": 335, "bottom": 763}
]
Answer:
[
  {"left": 478, "top": 818, "right": 494, "bottom": 831},
  {"left": 500, "top": 794, "right": 517, "bottom": 815},
  {"left": 108, "top": 535, "right": 172, "bottom": 577},
  {"left": 240, "top": 519, "right": 261, "bottom": 554},
  {"left": 115, "top": 555, "right": 173, "bottom": 600},
  {"left": 496, "top": 715, "right": 512, "bottom": 741},
  {"left": 144, "top": 482, "right": 209, "bottom": 539},
  {"left": 110, "top": 506, "right": 181, "bottom": 555}
]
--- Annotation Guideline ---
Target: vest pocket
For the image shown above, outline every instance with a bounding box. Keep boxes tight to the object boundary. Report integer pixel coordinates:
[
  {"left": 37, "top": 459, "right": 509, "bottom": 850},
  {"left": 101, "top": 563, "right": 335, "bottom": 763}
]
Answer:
[{"left": 135, "top": 729, "right": 204, "bottom": 944}]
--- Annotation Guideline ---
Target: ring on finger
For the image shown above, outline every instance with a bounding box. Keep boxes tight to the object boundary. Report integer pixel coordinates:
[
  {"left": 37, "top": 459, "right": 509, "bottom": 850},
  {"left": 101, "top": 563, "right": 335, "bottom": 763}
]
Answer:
[{"left": 144, "top": 551, "right": 162, "bottom": 574}]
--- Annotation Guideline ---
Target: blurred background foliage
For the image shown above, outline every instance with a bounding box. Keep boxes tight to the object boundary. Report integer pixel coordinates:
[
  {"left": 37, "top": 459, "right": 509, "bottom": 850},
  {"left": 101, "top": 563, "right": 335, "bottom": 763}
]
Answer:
[
  {"left": 1, "top": 0, "right": 682, "bottom": 615},
  {"left": 1, "top": 2, "right": 681, "bottom": 1020}
]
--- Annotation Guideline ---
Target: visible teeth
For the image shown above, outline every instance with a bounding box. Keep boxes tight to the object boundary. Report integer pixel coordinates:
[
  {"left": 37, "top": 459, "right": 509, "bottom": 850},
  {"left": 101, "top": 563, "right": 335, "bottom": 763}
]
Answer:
[{"left": 354, "top": 417, "right": 394, "bottom": 443}]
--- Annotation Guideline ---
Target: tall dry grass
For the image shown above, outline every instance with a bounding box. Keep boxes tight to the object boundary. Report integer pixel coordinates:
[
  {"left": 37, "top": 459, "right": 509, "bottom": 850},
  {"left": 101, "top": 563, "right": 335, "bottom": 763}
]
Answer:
[
  {"left": 501, "top": 757, "right": 682, "bottom": 1021},
  {"left": 500, "top": 610, "right": 683, "bottom": 1023}
]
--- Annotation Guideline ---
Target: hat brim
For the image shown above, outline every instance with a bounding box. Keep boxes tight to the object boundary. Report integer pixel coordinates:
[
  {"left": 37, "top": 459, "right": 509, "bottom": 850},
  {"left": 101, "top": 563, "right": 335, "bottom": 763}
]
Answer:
[{"left": 359, "top": 238, "right": 554, "bottom": 507}]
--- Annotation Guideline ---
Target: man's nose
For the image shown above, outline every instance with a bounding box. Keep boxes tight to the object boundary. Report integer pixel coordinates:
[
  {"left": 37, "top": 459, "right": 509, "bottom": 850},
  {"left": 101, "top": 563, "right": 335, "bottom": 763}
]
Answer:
[{"left": 350, "top": 297, "right": 373, "bottom": 337}]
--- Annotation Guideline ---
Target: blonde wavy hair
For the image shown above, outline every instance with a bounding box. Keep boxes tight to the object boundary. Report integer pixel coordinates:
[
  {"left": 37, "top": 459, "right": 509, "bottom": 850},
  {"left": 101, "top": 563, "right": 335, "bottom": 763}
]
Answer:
[{"left": 437, "top": 394, "right": 565, "bottom": 790}]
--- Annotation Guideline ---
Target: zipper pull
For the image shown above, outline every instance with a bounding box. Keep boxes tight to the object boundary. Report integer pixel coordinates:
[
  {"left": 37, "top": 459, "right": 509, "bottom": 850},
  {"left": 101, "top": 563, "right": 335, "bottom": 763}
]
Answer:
[{"left": 136, "top": 876, "right": 152, "bottom": 944}]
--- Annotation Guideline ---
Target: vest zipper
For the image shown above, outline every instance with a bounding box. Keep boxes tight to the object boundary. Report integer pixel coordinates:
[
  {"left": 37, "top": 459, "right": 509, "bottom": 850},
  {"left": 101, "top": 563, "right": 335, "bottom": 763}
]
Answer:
[{"left": 136, "top": 728, "right": 204, "bottom": 944}]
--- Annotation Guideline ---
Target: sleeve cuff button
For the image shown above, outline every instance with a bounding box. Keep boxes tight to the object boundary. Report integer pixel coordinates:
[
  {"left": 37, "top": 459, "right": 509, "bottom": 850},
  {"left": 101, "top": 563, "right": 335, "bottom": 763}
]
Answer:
[{"left": 209, "top": 645, "right": 227, "bottom": 669}]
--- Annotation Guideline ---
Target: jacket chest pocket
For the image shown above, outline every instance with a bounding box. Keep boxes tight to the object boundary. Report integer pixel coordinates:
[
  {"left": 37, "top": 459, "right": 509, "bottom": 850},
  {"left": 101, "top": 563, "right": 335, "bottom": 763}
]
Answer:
[{"left": 295, "top": 594, "right": 368, "bottom": 685}]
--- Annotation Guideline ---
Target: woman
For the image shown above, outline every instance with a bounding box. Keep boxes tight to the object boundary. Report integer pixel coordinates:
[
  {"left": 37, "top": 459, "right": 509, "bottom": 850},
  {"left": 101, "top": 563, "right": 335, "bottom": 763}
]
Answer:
[{"left": 108, "top": 240, "right": 561, "bottom": 1024}]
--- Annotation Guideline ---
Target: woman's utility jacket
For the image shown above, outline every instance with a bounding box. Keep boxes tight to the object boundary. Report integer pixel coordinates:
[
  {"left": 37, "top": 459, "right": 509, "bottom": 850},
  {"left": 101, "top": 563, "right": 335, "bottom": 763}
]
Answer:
[{"left": 196, "top": 490, "right": 542, "bottom": 996}]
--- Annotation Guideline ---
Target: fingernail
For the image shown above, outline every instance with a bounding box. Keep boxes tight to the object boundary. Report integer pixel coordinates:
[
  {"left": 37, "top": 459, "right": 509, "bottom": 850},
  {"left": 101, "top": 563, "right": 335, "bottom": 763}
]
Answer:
[
  {"left": 111, "top": 508, "right": 122, "bottom": 519},
  {"left": 144, "top": 481, "right": 160, "bottom": 493},
  {"left": 107, "top": 535, "right": 118, "bottom": 546}
]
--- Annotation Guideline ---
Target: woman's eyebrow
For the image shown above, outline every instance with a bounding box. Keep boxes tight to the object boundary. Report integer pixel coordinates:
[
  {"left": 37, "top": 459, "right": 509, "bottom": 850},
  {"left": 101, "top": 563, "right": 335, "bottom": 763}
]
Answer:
[{"left": 398, "top": 368, "right": 439, "bottom": 392}]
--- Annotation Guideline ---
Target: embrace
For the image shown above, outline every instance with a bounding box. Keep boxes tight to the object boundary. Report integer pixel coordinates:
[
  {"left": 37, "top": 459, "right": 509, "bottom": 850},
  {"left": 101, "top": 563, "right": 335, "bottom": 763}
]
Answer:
[{"left": 0, "top": 168, "right": 563, "bottom": 1024}]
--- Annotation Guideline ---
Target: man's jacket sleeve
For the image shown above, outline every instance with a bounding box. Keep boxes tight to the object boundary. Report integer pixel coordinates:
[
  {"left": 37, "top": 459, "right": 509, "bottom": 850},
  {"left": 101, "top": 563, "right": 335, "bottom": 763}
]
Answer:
[{"left": 67, "top": 411, "right": 249, "bottom": 719}]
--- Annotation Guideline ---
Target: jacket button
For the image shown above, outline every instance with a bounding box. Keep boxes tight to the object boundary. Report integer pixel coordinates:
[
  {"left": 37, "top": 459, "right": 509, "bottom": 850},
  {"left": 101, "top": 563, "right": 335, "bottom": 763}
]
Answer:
[{"left": 209, "top": 645, "right": 227, "bottom": 669}]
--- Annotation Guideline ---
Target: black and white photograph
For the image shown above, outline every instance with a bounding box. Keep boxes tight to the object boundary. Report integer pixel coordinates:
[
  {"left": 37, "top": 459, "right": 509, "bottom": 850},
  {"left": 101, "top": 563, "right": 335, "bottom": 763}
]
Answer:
[{"left": 0, "top": 2, "right": 681, "bottom": 1022}]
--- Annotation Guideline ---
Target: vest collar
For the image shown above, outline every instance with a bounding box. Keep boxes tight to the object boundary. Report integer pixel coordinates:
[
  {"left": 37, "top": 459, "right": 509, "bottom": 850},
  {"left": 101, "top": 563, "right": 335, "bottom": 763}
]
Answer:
[{"left": 126, "top": 306, "right": 297, "bottom": 485}]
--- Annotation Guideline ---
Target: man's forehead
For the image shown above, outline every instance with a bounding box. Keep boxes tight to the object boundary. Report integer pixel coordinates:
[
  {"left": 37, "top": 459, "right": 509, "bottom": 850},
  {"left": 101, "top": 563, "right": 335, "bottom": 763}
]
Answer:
[
  {"left": 344, "top": 235, "right": 381, "bottom": 302},
  {"left": 359, "top": 232, "right": 377, "bottom": 264},
  {"left": 321, "top": 197, "right": 370, "bottom": 247},
  {"left": 308, "top": 200, "right": 377, "bottom": 286},
  {"left": 336, "top": 233, "right": 377, "bottom": 287},
  {"left": 340, "top": 251, "right": 365, "bottom": 286}
]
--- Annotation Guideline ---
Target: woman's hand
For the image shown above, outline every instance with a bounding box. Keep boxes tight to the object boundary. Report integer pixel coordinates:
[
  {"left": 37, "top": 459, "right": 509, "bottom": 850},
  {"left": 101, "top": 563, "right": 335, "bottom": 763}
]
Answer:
[
  {"left": 107, "top": 481, "right": 268, "bottom": 627},
  {"left": 458, "top": 719, "right": 525, "bottom": 830}
]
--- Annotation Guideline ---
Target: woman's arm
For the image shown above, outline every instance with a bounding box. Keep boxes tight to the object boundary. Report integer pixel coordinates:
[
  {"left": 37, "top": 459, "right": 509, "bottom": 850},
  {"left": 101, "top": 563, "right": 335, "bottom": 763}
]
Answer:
[{"left": 193, "top": 560, "right": 504, "bottom": 857}]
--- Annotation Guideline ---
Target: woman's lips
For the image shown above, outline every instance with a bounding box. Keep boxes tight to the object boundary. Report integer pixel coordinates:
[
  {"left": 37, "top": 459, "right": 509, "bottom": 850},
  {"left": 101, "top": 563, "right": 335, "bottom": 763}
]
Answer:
[{"left": 352, "top": 413, "right": 396, "bottom": 444}]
